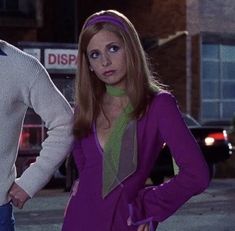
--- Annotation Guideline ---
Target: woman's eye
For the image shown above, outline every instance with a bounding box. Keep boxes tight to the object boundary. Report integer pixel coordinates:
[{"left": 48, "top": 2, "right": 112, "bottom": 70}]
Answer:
[
  {"left": 89, "top": 51, "right": 99, "bottom": 59},
  {"left": 109, "top": 45, "right": 120, "bottom": 53}
]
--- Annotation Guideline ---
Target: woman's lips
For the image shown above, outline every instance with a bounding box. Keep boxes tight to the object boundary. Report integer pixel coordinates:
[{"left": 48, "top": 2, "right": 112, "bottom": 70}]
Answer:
[{"left": 103, "top": 70, "right": 115, "bottom": 76}]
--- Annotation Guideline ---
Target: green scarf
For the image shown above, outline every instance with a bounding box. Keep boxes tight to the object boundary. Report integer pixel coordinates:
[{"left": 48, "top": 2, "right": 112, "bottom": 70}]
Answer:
[
  {"left": 105, "top": 85, "right": 126, "bottom": 97},
  {"left": 103, "top": 85, "right": 135, "bottom": 197}
]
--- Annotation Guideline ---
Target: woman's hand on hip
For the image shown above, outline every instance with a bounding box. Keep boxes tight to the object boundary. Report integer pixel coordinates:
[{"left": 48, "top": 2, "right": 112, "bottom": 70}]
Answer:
[
  {"left": 137, "top": 223, "right": 150, "bottom": 231},
  {"left": 127, "top": 217, "right": 150, "bottom": 231}
]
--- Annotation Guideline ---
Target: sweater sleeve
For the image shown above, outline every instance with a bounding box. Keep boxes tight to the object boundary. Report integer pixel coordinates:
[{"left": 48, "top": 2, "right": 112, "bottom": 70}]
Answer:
[
  {"left": 15, "top": 66, "right": 74, "bottom": 197},
  {"left": 129, "top": 93, "right": 210, "bottom": 226}
]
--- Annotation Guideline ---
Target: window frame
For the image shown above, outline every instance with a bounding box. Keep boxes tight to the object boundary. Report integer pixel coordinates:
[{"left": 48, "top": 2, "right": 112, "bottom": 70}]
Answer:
[{"left": 201, "top": 32, "right": 235, "bottom": 122}]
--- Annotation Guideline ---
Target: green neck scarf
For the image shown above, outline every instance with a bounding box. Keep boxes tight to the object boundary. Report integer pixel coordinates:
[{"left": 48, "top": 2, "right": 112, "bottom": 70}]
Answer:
[
  {"left": 103, "top": 85, "right": 135, "bottom": 197},
  {"left": 105, "top": 85, "right": 126, "bottom": 97}
]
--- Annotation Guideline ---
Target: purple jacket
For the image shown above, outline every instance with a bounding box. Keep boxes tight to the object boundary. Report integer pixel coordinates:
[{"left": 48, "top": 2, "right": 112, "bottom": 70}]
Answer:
[{"left": 62, "top": 92, "right": 210, "bottom": 231}]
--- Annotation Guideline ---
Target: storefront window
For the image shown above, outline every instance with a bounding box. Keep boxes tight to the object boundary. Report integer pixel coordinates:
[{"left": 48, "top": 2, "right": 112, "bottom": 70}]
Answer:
[
  {"left": 19, "top": 108, "right": 44, "bottom": 151},
  {"left": 19, "top": 75, "right": 75, "bottom": 153},
  {"left": 52, "top": 75, "right": 75, "bottom": 107},
  {"left": 19, "top": 126, "right": 44, "bottom": 150}
]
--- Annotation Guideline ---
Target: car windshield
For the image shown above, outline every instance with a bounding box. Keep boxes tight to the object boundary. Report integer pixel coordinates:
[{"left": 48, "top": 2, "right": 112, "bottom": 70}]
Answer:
[{"left": 182, "top": 114, "right": 201, "bottom": 127}]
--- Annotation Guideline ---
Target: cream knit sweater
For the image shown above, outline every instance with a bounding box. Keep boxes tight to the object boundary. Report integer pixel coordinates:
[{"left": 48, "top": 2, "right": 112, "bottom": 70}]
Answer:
[{"left": 0, "top": 40, "right": 73, "bottom": 205}]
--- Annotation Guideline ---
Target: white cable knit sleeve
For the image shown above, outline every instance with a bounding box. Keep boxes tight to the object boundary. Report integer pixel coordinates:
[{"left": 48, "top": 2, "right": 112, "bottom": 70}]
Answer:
[{"left": 15, "top": 66, "right": 74, "bottom": 197}]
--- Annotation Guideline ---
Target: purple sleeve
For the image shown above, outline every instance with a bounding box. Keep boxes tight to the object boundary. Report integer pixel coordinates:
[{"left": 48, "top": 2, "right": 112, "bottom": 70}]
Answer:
[{"left": 129, "top": 93, "right": 210, "bottom": 225}]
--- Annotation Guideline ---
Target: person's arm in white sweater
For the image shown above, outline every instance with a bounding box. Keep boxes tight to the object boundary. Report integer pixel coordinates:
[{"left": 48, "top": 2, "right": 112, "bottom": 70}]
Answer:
[{"left": 9, "top": 63, "right": 73, "bottom": 208}]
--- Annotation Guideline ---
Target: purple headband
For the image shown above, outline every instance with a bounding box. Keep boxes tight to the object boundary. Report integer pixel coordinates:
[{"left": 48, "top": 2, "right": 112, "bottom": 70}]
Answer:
[{"left": 84, "top": 15, "right": 127, "bottom": 31}]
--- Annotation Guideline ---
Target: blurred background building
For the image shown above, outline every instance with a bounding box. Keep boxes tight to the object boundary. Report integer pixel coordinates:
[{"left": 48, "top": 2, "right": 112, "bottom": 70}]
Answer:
[
  {"left": 1, "top": 0, "right": 235, "bottom": 123},
  {"left": 1, "top": 0, "right": 235, "bottom": 176}
]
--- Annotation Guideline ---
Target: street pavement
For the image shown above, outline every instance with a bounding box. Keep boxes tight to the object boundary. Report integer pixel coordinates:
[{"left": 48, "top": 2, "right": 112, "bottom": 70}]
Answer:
[
  {"left": 14, "top": 188, "right": 69, "bottom": 231},
  {"left": 158, "top": 178, "right": 235, "bottom": 231},
  {"left": 14, "top": 178, "right": 235, "bottom": 231}
]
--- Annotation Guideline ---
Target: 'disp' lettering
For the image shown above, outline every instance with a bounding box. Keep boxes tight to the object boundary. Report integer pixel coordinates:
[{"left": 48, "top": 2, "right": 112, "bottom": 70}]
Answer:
[{"left": 48, "top": 53, "right": 77, "bottom": 65}]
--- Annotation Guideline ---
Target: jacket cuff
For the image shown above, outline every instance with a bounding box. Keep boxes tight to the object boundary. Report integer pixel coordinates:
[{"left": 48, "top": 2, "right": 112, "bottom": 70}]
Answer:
[{"left": 128, "top": 202, "right": 158, "bottom": 231}]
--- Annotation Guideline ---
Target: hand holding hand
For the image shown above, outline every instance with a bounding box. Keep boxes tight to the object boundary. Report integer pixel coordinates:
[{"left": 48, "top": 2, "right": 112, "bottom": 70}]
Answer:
[{"left": 8, "top": 182, "right": 30, "bottom": 209}]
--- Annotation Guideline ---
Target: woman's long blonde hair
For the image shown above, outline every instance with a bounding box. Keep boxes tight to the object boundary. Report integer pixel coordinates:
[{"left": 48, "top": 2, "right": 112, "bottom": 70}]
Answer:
[{"left": 74, "top": 10, "right": 163, "bottom": 138}]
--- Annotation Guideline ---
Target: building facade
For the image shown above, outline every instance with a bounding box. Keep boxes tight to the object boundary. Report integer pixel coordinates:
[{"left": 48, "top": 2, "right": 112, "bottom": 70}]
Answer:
[{"left": 1, "top": 0, "right": 235, "bottom": 123}]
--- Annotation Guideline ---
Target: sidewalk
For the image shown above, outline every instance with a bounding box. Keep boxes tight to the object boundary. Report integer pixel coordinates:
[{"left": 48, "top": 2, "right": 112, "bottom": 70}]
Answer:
[
  {"left": 14, "top": 189, "right": 69, "bottom": 231},
  {"left": 215, "top": 148, "right": 235, "bottom": 178}
]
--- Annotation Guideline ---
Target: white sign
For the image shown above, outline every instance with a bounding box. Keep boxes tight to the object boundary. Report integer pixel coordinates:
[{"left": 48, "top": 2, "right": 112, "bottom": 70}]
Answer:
[
  {"left": 44, "top": 49, "right": 78, "bottom": 70},
  {"left": 23, "top": 48, "right": 41, "bottom": 60}
]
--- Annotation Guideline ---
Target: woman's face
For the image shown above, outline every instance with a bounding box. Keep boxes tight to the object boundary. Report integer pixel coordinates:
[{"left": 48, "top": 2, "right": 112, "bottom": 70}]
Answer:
[{"left": 87, "top": 29, "right": 127, "bottom": 88}]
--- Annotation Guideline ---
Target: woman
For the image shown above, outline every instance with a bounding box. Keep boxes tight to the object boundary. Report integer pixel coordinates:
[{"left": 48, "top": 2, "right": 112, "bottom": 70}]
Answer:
[{"left": 62, "top": 10, "right": 210, "bottom": 231}]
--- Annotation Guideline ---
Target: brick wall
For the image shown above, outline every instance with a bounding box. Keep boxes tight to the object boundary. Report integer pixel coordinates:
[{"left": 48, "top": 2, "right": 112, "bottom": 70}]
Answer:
[
  {"left": 153, "top": 37, "right": 188, "bottom": 111},
  {"left": 199, "top": 0, "right": 235, "bottom": 33}
]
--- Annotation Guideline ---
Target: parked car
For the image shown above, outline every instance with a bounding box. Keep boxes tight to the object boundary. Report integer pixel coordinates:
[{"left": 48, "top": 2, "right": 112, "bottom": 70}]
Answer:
[
  {"left": 150, "top": 114, "right": 233, "bottom": 185},
  {"left": 202, "top": 120, "right": 233, "bottom": 131}
]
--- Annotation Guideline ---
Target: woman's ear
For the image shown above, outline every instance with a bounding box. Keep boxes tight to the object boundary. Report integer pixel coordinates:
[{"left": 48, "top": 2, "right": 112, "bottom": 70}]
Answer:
[{"left": 89, "top": 66, "right": 94, "bottom": 72}]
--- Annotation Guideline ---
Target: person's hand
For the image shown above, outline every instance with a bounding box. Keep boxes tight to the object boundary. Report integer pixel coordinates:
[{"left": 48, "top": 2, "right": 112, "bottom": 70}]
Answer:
[
  {"left": 127, "top": 217, "right": 149, "bottom": 231},
  {"left": 137, "top": 223, "right": 149, "bottom": 231},
  {"left": 8, "top": 182, "right": 30, "bottom": 209}
]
